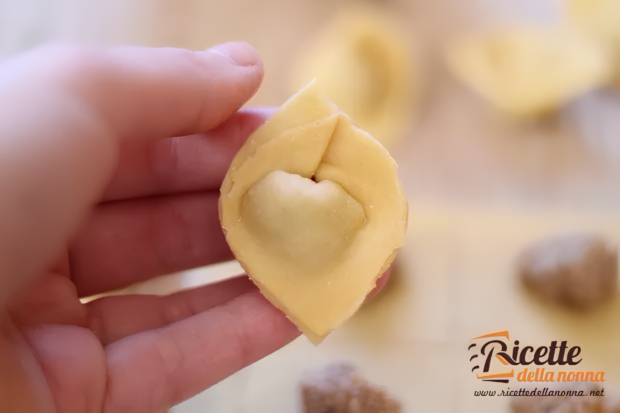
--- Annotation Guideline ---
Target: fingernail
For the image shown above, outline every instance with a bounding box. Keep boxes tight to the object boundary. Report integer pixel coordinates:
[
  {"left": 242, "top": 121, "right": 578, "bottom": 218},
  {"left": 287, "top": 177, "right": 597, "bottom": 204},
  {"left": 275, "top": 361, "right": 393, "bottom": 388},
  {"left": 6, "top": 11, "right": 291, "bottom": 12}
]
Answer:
[{"left": 208, "top": 42, "right": 261, "bottom": 67}]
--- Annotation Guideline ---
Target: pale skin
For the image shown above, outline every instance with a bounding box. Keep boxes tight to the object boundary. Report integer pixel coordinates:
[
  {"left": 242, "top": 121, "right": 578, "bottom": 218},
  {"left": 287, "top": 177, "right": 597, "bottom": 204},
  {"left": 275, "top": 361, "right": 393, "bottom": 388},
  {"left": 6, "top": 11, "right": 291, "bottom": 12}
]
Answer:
[{"left": 0, "top": 41, "right": 390, "bottom": 413}]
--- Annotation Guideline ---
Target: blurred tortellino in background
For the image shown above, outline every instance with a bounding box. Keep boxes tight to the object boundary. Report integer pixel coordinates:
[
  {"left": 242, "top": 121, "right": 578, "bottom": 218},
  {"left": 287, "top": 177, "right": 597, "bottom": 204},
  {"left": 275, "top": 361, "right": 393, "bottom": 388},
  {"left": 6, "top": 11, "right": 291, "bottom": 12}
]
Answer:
[
  {"left": 566, "top": 0, "right": 620, "bottom": 84},
  {"left": 567, "top": 0, "right": 620, "bottom": 43},
  {"left": 445, "top": 26, "right": 612, "bottom": 118},
  {"left": 289, "top": 5, "right": 419, "bottom": 147}
]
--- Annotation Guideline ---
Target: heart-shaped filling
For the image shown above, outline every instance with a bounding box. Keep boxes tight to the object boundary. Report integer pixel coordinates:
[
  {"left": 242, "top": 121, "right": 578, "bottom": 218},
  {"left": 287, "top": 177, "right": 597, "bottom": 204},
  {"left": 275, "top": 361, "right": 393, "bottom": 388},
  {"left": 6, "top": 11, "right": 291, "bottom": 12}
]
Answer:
[{"left": 241, "top": 171, "right": 367, "bottom": 271}]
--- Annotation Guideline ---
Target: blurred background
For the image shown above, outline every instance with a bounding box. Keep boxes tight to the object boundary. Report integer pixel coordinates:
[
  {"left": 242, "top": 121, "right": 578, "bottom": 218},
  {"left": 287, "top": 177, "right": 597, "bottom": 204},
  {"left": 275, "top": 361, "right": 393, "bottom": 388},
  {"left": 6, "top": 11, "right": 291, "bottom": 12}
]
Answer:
[{"left": 4, "top": 0, "right": 620, "bottom": 411}]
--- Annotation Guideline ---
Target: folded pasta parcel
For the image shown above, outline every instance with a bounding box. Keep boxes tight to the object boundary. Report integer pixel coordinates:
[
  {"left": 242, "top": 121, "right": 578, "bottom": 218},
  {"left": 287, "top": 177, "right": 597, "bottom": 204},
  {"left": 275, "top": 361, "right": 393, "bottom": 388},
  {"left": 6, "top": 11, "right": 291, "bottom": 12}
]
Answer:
[
  {"left": 568, "top": 0, "right": 620, "bottom": 43},
  {"left": 446, "top": 27, "right": 611, "bottom": 117},
  {"left": 291, "top": 7, "right": 416, "bottom": 146},
  {"left": 219, "top": 82, "right": 408, "bottom": 344}
]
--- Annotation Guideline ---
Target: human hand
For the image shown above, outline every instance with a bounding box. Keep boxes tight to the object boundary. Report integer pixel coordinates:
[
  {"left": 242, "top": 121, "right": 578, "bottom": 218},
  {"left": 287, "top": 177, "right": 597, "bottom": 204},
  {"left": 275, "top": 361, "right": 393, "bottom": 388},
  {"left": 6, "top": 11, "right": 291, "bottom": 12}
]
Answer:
[{"left": 0, "top": 42, "right": 390, "bottom": 413}]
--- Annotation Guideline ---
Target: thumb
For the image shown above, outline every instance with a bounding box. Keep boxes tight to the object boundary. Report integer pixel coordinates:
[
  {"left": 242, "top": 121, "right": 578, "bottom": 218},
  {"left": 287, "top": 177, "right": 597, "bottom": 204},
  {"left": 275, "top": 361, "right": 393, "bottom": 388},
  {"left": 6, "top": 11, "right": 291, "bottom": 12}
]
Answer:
[{"left": 0, "top": 42, "right": 263, "bottom": 303}]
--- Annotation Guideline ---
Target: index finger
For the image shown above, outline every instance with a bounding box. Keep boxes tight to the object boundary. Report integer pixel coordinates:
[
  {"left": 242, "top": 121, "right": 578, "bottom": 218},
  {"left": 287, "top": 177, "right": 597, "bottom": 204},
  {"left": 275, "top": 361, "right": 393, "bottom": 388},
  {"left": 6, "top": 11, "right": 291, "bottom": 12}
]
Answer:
[{"left": 0, "top": 42, "right": 264, "bottom": 301}]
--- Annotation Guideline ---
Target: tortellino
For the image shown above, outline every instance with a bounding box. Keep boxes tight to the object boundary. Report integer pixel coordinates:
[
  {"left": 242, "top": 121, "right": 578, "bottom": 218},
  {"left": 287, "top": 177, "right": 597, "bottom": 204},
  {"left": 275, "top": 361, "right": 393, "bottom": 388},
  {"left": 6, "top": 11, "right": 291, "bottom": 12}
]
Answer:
[
  {"left": 291, "top": 8, "right": 415, "bottom": 146},
  {"left": 219, "top": 82, "right": 408, "bottom": 344},
  {"left": 446, "top": 27, "right": 611, "bottom": 117},
  {"left": 568, "top": 0, "right": 620, "bottom": 43}
]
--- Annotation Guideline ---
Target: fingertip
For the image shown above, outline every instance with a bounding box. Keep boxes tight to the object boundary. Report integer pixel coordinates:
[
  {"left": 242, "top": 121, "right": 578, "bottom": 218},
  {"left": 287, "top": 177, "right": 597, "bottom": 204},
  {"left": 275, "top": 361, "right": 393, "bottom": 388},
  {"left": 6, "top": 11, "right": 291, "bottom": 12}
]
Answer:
[
  {"left": 365, "top": 265, "right": 393, "bottom": 302},
  {"left": 207, "top": 42, "right": 263, "bottom": 70}
]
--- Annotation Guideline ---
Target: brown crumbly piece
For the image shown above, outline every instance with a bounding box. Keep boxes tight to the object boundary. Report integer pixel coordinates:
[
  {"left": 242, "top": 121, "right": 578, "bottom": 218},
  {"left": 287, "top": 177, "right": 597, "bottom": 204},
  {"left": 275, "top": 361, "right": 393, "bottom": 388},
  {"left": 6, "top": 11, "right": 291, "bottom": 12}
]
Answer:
[
  {"left": 300, "top": 363, "right": 402, "bottom": 413},
  {"left": 518, "top": 233, "right": 618, "bottom": 310}
]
